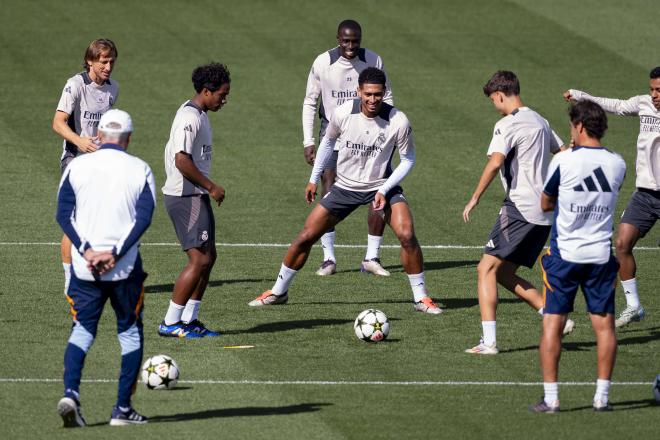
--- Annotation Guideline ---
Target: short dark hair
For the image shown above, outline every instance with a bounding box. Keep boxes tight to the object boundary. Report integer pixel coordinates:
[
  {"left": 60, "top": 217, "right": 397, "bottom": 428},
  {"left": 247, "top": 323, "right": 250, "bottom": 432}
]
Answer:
[
  {"left": 358, "top": 67, "right": 386, "bottom": 87},
  {"left": 569, "top": 100, "right": 608, "bottom": 140},
  {"left": 83, "top": 38, "right": 117, "bottom": 71},
  {"left": 483, "top": 70, "right": 520, "bottom": 97},
  {"left": 650, "top": 67, "right": 660, "bottom": 79},
  {"left": 192, "top": 62, "right": 231, "bottom": 94},
  {"left": 338, "top": 19, "right": 361, "bottom": 34}
]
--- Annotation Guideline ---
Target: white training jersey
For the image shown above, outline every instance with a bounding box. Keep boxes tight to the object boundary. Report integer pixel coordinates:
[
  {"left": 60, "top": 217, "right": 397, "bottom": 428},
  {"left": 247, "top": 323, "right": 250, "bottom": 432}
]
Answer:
[
  {"left": 324, "top": 99, "right": 414, "bottom": 192},
  {"left": 56, "top": 71, "right": 119, "bottom": 158},
  {"left": 162, "top": 101, "right": 213, "bottom": 196},
  {"left": 544, "top": 146, "right": 626, "bottom": 264},
  {"left": 569, "top": 89, "right": 660, "bottom": 190},
  {"left": 302, "top": 47, "right": 393, "bottom": 147},
  {"left": 57, "top": 145, "right": 156, "bottom": 281},
  {"left": 487, "top": 107, "right": 563, "bottom": 225}
]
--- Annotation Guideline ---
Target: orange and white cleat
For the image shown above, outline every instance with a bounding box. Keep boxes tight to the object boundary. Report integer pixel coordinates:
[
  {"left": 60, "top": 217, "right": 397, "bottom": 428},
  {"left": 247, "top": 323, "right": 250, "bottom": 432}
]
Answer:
[
  {"left": 248, "top": 290, "right": 288, "bottom": 307},
  {"left": 413, "top": 296, "right": 443, "bottom": 315}
]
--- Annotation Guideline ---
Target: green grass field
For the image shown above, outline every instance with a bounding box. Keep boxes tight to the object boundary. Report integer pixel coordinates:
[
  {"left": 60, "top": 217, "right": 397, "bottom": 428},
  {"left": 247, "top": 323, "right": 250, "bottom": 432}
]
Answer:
[{"left": 1, "top": 1, "right": 658, "bottom": 438}]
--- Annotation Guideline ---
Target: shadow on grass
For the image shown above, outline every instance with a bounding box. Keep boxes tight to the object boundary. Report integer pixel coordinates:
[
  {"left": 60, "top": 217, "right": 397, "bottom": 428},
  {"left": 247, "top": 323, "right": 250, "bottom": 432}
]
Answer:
[
  {"left": 563, "top": 399, "right": 658, "bottom": 412},
  {"left": 439, "top": 297, "right": 520, "bottom": 309},
  {"left": 223, "top": 318, "right": 354, "bottom": 335},
  {"left": 145, "top": 278, "right": 265, "bottom": 294},
  {"left": 335, "top": 259, "right": 480, "bottom": 274},
  {"left": 500, "top": 327, "right": 660, "bottom": 353},
  {"left": 150, "top": 402, "right": 332, "bottom": 422}
]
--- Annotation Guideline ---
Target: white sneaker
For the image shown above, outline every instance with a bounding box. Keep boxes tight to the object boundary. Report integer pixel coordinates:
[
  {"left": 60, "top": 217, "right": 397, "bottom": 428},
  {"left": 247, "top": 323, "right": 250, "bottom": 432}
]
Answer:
[
  {"left": 562, "top": 318, "right": 575, "bottom": 336},
  {"left": 615, "top": 305, "right": 645, "bottom": 328},
  {"left": 315, "top": 260, "right": 336, "bottom": 276},
  {"left": 248, "top": 290, "right": 288, "bottom": 307},
  {"left": 360, "top": 258, "right": 390, "bottom": 276},
  {"left": 57, "top": 397, "right": 86, "bottom": 428},
  {"left": 413, "top": 297, "right": 443, "bottom": 315},
  {"left": 593, "top": 399, "right": 613, "bottom": 412},
  {"left": 465, "top": 338, "right": 499, "bottom": 355}
]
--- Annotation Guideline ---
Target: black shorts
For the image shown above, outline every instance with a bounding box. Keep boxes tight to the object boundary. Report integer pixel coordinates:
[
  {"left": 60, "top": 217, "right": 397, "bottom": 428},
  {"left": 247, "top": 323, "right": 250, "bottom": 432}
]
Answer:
[
  {"left": 620, "top": 188, "right": 660, "bottom": 236},
  {"left": 164, "top": 194, "right": 215, "bottom": 251},
  {"left": 319, "top": 185, "right": 406, "bottom": 220},
  {"left": 484, "top": 206, "right": 551, "bottom": 268}
]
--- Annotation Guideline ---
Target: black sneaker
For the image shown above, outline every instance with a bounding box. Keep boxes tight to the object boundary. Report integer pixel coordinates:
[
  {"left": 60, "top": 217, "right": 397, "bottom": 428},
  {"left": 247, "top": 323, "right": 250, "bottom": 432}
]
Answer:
[
  {"left": 529, "top": 397, "right": 560, "bottom": 413},
  {"left": 109, "top": 406, "right": 148, "bottom": 426},
  {"left": 57, "top": 396, "right": 86, "bottom": 427}
]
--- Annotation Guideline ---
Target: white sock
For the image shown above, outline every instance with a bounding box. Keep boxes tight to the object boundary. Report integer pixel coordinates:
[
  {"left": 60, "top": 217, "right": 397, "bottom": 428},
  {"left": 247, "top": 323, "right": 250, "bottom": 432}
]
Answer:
[
  {"left": 482, "top": 321, "right": 497, "bottom": 346},
  {"left": 272, "top": 264, "right": 297, "bottom": 295},
  {"left": 544, "top": 382, "right": 559, "bottom": 405},
  {"left": 538, "top": 307, "right": 544, "bottom": 316},
  {"left": 621, "top": 278, "right": 640, "bottom": 308},
  {"left": 321, "top": 230, "right": 336, "bottom": 262},
  {"left": 63, "top": 263, "right": 71, "bottom": 295},
  {"left": 164, "top": 301, "right": 185, "bottom": 325},
  {"left": 407, "top": 272, "right": 427, "bottom": 302},
  {"left": 594, "top": 379, "right": 611, "bottom": 404},
  {"left": 181, "top": 299, "right": 201, "bottom": 324},
  {"left": 364, "top": 234, "right": 383, "bottom": 260}
]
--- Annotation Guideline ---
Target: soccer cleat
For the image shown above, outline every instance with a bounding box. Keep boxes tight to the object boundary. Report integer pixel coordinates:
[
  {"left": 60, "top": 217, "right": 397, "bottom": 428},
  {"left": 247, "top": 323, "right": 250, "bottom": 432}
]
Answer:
[
  {"left": 529, "top": 397, "right": 560, "bottom": 413},
  {"left": 615, "top": 305, "right": 645, "bottom": 328},
  {"left": 593, "top": 399, "right": 613, "bottom": 412},
  {"left": 109, "top": 406, "right": 148, "bottom": 426},
  {"left": 158, "top": 321, "right": 204, "bottom": 338},
  {"left": 465, "top": 338, "right": 499, "bottom": 355},
  {"left": 315, "top": 260, "right": 337, "bottom": 276},
  {"left": 360, "top": 258, "right": 391, "bottom": 276},
  {"left": 562, "top": 318, "right": 575, "bottom": 336},
  {"left": 57, "top": 396, "right": 86, "bottom": 428},
  {"left": 248, "top": 290, "right": 288, "bottom": 307},
  {"left": 184, "top": 319, "right": 221, "bottom": 337},
  {"left": 413, "top": 297, "right": 443, "bottom": 315}
]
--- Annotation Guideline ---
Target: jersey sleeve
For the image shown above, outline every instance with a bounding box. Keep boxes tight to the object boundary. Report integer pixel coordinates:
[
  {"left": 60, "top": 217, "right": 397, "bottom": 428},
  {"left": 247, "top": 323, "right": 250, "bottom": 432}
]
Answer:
[
  {"left": 487, "top": 119, "right": 514, "bottom": 157},
  {"left": 171, "top": 111, "right": 200, "bottom": 155},
  {"left": 543, "top": 156, "right": 561, "bottom": 197},
  {"left": 56, "top": 77, "right": 81, "bottom": 115},
  {"left": 570, "top": 89, "right": 642, "bottom": 116},
  {"left": 377, "top": 56, "right": 394, "bottom": 105},
  {"left": 302, "top": 56, "right": 323, "bottom": 146},
  {"left": 550, "top": 129, "right": 563, "bottom": 153},
  {"left": 396, "top": 114, "right": 415, "bottom": 156}
]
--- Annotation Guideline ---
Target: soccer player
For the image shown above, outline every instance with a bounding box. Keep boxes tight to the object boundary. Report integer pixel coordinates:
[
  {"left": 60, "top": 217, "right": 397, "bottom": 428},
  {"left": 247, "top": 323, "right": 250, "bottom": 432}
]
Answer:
[
  {"left": 53, "top": 38, "right": 119, "bottom": 297},
  {"left": 531, "top": 101, "right": 626, "bottom": 413},
  {"left": 463, "top": 71, "right": 573, "bottom": 355},
  {"left": 56, "top": 109, "right": 156, "bottom": 426},
  {"left": 250, "top": 67, "right": 441, "bottom": 315},
  {"left": 302, "top": 19, "right": 394, "bottom": 277},
  {"left": 564, "top": 67, "right": 660, "bottom": 327},
  {"left": 159, "top": 63, "right": 231, "bottom": 338}
]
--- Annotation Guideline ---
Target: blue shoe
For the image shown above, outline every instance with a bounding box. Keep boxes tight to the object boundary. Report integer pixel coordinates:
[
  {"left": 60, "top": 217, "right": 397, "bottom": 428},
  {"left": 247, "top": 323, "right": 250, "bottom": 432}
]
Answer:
[
  {"left": 109, "top": 406, "right": 148, "bottom": 426},
  {"left": 185, "top": 319, "right": 221, "bottom": 337},
  {"left": 158, "top": 321, "right": 204, "bottom": 338}
]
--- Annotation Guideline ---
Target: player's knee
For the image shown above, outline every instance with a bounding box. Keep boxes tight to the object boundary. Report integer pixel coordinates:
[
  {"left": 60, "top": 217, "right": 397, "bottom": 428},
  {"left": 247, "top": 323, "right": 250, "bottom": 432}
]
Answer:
[
  {"left": 477, "top": 259, "right": 496, "bottom": 279},
  {"left": 396, "top": 227, "right": 416, "bottom": 249},
  {"left": 615, "top": 236, "right": 633, "bottom": 255},
  {"left": 293, "top": 228, "right": 317, "bottom": 250}
]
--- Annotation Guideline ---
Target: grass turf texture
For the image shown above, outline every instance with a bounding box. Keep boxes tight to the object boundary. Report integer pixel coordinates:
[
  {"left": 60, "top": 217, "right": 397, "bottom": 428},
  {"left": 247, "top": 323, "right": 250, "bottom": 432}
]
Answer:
[{"left": 1, "top": 0, "right": 659, "bottom": 438}]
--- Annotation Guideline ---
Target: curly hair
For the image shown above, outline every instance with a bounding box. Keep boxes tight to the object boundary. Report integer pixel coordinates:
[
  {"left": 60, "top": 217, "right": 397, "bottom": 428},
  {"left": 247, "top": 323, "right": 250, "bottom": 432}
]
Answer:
[
  {"left": 192, "top": 62, "right": 231, "bottom": 93},
  {"left": 358, "top": 67, "right": 386, "bottom": 87}
]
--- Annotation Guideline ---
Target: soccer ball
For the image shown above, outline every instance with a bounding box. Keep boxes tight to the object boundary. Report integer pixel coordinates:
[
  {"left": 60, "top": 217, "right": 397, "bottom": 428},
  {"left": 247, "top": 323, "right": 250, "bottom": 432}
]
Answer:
[
  {"left": 653, "top": 374, "right": 660, "bottom": 403},
  {"left": 354, "top": 309, "right": 389, "bottom": 342},
  {"left": 141, "top": 354, "right": 179, "bottom": 390}
]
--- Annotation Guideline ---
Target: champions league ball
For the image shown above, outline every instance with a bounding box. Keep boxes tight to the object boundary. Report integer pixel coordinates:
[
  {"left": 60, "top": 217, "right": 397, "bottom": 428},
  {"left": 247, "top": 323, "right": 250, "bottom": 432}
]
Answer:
[
  {"left": 653, "top": 374, "right": 660, "bottom": 403},
  {"left": 141, "top": 354, "right": 180, "bottom": 390},
  {"left": 354, "top": 309, "right": 390, "bottom": 342}
]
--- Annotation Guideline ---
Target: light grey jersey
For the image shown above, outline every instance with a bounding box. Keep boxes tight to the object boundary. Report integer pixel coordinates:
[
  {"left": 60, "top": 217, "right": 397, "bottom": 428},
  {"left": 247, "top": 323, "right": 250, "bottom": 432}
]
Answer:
[
  {"left": 325, "top": 99, "right": 413, "bottom": 192},
  {"left": 162, "top": 101, "right": 213, "bottom": 197},
  {"left": 487, "top": 107, "right": 563, "bottom": 225},
  {"left": 56, "top": 71, "right": 119, "bottom": 158},
  {"left": 570, "top": 89, "right": 660, "bottom": 190},
  {"left": 302, "top": 47, "right": 393, "bottom": 147}
]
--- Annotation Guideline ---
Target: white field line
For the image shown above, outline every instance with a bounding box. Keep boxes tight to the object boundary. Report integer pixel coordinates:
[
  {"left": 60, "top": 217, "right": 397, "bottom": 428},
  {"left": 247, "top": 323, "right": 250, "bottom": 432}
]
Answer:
[
  {"left": 0, "top": 378, "right": 651, "bottom": 386},
  {"left": 0, "top": 242, "right": 658, "bottom": 251}
]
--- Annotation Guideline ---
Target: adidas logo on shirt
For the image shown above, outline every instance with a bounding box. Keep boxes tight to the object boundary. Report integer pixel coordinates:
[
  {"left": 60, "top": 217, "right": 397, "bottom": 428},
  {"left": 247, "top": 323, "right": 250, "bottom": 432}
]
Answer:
[
  {"left": 485, "top": 239, "right": 495, "bottom": 248},
  {"left": 573, "top": 166, "right": 612, "bottom": 192}
]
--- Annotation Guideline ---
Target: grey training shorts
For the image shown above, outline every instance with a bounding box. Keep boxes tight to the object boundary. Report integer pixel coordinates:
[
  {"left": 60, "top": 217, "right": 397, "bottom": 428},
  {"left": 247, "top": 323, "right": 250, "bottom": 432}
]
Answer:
[{"left": 164, "top": 194, "right": 216, "bottom": 251}]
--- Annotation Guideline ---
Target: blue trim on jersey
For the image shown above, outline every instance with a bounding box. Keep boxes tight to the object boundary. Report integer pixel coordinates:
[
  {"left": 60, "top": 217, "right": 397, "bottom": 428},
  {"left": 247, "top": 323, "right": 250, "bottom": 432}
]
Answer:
[
  {"left": 357, "top": 48, "right": 366, "bottom": 62},
  {"left": 544, "top": 165, "right": 561, "bottom": 197},
  {"left": 572, "top": 146, "right": 606, "bottom": 151},
  {"left": 351, "top": 99, "right": 361, "bottom": 114},
  {"left": 510, "top": 108, "right": 520, "bottom": 116},
  {"left": 503, "top": 148, "right": 516, "bottom": 191},
  {"left": 328, "top": 47, "right": 340, "bottom": 65},
  {"left": 593, "top": 167, "right": 613, "bottom": 192},
  {"left": 549, "top": 203, "right": 561, "bottom": 258},
  {"left": 99, "top": 143, "right": 124, "bottom": 152},
  {"left": 378, "top": 102, "right": 393, "bottom": 122},
  {"left": 57, "top": 174, "right": 90, "bottom": 255},
  {"left": 113, "top": 179, "right": 155, "bottom": 259},
  {"left": 80, "top": 71, "right": 92, "bottom": 85},
  {"left": 184, "top": 100, "right": 203, "bottom": 114}
]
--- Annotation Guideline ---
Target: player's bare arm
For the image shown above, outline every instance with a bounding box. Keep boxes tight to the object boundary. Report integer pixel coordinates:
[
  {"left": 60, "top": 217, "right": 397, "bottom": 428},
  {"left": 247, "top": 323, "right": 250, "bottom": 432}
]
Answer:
[
  {"left": 174, "top": 152, "right": 225, "bottom": 205},
  {"left": 304, "top": 145, "right": 316, "bottom": 165},
  {"left": 463, "top": 152, "right": 505, "bottom": 222},
  {"left": 305, "top": 183, "right": 318, "bottom": 205},
  {"left": 53, "top": 111, "right": 98, "bottom": 153},
  {"left": 540, "top": 193, "right": 557, "bottom": 212}
]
